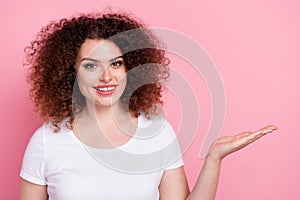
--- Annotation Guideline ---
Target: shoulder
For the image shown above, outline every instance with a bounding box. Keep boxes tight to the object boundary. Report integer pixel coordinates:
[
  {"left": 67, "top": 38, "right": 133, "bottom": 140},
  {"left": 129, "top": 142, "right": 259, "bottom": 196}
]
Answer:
[
  {"left": 132, "top": 113, "right": 179, "bottom": 153},
  {"left": 20, "top": 119, "right": 72, "bottom": 186},
  {"left": 28, "top": 118, "right": 74, "bottom": 146},
  {"left": 138, "top": 113, "right": 177, "bottom": 140}
]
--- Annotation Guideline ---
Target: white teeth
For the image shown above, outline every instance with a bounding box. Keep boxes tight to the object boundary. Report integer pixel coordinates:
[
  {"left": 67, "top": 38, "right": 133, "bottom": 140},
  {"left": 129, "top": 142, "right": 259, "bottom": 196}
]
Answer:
[{"left": 96, "top": 86, "right": 115, "bottom": 91}]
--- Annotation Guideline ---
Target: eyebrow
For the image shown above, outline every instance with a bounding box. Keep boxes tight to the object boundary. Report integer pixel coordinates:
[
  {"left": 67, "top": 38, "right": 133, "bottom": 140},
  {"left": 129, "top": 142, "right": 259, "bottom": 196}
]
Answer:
[{"left": 81, "top": 56, "right": 123, "bottom": 63}]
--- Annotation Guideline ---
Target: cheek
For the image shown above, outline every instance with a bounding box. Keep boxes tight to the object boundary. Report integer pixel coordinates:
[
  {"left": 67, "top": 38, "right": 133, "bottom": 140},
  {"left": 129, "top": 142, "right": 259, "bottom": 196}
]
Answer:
[
  {"left": 118, "top": 73, "right": 127, "bottom": 88},
  {"left": 76, "top": 72, "right": 97, "bottom": 94}
]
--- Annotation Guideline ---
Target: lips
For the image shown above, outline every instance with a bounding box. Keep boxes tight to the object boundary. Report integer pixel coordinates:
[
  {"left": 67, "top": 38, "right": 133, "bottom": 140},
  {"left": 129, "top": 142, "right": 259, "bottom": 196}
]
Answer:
[{"left": 93, "top": 85, "right": 117, "bottom": 96}]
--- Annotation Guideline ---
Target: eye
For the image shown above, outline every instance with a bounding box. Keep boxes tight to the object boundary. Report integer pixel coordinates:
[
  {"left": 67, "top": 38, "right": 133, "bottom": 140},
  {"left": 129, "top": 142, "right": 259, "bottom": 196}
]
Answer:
[
  {"left": 83, "top": 63, "right": 97, "bottom": 70},
  {"left": 110, "top": 60, "right": 124, "bottom": 69}
]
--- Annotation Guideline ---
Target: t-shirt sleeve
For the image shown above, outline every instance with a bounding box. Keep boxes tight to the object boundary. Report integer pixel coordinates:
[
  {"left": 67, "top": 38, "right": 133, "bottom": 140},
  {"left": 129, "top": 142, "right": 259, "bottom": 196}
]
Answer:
[
  {"left": 20, "top": 125, "right": 47, "bottom": 185},
  {"left": 162, "top": 120, "right": 184, "bottom": 170}
]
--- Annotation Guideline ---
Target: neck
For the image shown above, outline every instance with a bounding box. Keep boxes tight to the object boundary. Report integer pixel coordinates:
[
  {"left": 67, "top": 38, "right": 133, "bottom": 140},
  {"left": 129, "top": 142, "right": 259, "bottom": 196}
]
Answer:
[
  {"left": 72, "top": 100, "right": 138, "bottom": 148},
  {"left": 81, "top": 100, "right": 128, "bottom": 123}
]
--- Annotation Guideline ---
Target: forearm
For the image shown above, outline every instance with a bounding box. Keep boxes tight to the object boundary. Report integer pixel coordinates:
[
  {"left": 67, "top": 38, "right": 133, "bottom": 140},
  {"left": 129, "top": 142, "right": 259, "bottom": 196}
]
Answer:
[{"left": 186, "top": 156, "right": 222, "bottom": 200}]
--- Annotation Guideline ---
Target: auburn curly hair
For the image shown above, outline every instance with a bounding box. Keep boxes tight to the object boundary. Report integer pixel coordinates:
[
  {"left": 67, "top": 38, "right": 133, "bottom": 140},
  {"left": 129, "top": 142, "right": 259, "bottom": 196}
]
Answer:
[{"left": 25, "top": 12, "right": 170, "bottom": 130}]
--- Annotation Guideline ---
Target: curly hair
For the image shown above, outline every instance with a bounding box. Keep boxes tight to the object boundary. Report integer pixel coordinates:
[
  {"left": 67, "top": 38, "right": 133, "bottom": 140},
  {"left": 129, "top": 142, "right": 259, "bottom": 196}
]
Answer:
[{"left": 25, "top": 12, "right": 170, "bottom": 130}]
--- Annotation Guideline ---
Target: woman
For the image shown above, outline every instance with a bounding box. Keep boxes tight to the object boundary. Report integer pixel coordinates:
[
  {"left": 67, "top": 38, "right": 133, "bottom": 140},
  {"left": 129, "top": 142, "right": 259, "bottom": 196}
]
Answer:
[{"left": 20, "top": 12, "right": 277, "bottom": 199}]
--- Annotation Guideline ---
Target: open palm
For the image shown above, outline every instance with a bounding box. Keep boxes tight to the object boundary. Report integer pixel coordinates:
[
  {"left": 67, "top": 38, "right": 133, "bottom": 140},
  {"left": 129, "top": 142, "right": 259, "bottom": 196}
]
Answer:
[{"left": 208, "top": 125, "right": 278, "bottom": 161}]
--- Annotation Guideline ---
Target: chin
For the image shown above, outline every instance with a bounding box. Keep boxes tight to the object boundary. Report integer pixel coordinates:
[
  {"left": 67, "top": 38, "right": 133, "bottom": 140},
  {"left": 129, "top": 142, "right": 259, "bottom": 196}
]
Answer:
[{"left": 94, "top": 98, "right": 121, "bottom": 107}]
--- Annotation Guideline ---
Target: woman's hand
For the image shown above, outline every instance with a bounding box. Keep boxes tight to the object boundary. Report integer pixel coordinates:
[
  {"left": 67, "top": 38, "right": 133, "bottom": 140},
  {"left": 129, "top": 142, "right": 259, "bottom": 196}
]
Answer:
[
  {"left": 207, "top": 125, "right": 278, "bottom": 162},
  {"left": 187, "top": 125, "right": 277, "bottom": 200}
]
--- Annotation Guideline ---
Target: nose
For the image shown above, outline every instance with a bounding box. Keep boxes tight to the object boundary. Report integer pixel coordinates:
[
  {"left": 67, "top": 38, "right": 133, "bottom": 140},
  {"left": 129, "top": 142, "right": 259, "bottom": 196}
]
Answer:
[{"left": 99, "top": 67, "right": 112, "bottom": 83}]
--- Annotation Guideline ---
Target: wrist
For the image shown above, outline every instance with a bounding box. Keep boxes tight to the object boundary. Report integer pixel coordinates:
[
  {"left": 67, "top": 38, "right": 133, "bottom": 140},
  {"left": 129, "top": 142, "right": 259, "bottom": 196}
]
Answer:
[{"left": 205, "top": 152, "right": 222, "bottom": 166}]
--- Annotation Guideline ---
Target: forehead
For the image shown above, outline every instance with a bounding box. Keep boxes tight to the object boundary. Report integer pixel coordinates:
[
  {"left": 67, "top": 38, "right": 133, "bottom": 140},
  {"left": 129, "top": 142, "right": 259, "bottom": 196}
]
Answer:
[{"left": 78, "top": 39, "right": 122, "bottom": 60}]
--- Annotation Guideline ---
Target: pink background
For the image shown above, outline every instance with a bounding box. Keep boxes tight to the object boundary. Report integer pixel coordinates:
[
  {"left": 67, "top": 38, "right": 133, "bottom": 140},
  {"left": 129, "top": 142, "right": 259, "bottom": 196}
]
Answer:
[{"left": 1, "top": 0, "right": 299, "bottom": 199}]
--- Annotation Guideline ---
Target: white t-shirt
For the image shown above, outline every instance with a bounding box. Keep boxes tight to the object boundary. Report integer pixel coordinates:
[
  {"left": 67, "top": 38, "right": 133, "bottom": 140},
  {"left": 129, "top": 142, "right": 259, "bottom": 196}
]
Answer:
[{"left": 20, "top": 115, "right": 184, "bottom": 200}]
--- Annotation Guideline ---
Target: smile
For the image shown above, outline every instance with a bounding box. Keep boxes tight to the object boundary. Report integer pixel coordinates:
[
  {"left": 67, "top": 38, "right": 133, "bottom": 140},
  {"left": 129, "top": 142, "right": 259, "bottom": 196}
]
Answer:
[
  {"left": 95, "top": 86, "right": 115, "bottom": 91},
  {"left": 93, "top": 85, "right": 117, "bottom": 96}
]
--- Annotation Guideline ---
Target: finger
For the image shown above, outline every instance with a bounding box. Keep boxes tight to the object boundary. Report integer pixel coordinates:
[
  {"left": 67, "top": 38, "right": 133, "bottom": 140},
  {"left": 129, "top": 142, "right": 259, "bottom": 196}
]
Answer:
[
  {"left": 214, "top": 125, "right": 277, "bottom": 150},
  {"left": 236, "top": 125, "right": 277, "bottom": 147},
  {"left": 252, "top": 125, "right": 277, "bottom": 138},
  {"left": 217, "top": 131, "right": 252, "bottom": 143}
]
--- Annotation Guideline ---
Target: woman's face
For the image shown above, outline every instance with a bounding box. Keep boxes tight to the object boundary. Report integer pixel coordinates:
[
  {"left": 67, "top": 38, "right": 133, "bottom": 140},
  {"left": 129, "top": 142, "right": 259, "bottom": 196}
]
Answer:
[{"left": 75, "top": 39, "right": 127, "bottom": 107}]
